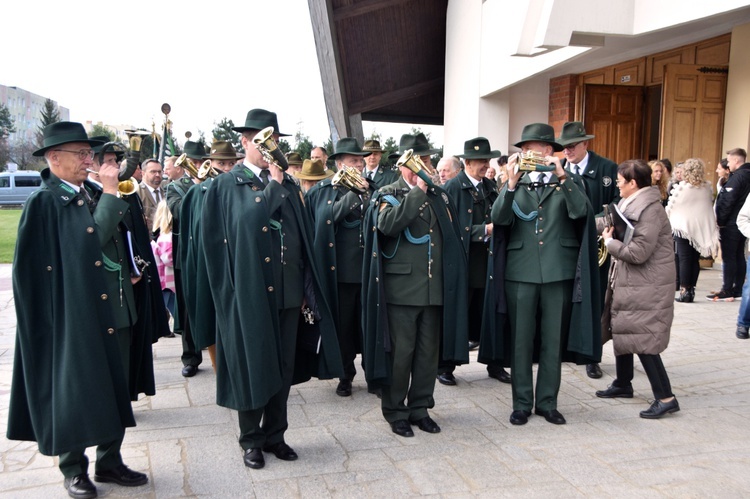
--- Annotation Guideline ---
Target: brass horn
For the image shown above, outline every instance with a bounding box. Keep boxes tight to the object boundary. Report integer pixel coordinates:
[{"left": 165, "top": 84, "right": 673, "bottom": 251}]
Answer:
[
  {"left": 85, "top": 169, "right": 138, "bottom": 197},
  {"left": 253, "top": 126, "right": 289, "bottom": 171},
  {"left": 124, "top": 129, "right": 151, "bottom": 152},
  {"left": 332, "top": 166, "right": 368, "bottom": 195},
  {"left": 175, "top": 153, "right": 201, "bottom": 180},
  {"left": 396, "top": 149, "right": 435, "bottom": 187},
  {"left": 197, "top": 159, "right": 221, "bottom": 180},
  {"left": 515, "top": 150, "right": 555, "bottom": 173}
]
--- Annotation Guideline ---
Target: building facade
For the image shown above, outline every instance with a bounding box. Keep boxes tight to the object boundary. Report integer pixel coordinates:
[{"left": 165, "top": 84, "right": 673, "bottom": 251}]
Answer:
[{"left": 0, "top": 84, "right": 70, "bottom": 143}]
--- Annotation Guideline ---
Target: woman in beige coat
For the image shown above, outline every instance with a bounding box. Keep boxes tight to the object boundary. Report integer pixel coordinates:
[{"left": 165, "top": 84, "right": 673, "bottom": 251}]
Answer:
[{"left": 596, "top": 159, "right": 680, "bottom": 419}]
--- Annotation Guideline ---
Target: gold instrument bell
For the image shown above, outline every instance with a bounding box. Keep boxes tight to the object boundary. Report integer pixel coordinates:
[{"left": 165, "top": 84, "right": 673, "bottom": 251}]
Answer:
[
  {"left": 253, "top": 126, "right": 289, "bottom": 171},
  {"left": 516, "top": 150, "right": 556, "bottom": 173},
  {"left": 396, "top": 149, "right": 436, "bottom": 187},
  {"left": 197, "top": 159, "right": 220, "bottom": 180},
  {"left": 332, "top": 166, "right": 368, "bottom": 195},
  {"left": 175, "top": 153, "right": 201, "bottom": 180}
]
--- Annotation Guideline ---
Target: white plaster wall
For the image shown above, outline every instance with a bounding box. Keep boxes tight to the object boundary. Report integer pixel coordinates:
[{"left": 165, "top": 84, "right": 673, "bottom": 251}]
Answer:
[
  {"left": 632, "top": 0, "right": 750, "bottom": 34},
  {"left": 723, "top": 22, "right": 750, "bottom": 152},
  {"left": 444, "top": 0, "right": 484, "bottom": 156},
  {"left": 507, "top": 75, "right": 550, "bottom": 153}
]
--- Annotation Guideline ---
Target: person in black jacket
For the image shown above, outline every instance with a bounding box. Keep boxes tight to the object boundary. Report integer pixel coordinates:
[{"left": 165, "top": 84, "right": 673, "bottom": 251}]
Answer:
[{"left": 712, "top": 148, "right": 750, "bottom": 301}]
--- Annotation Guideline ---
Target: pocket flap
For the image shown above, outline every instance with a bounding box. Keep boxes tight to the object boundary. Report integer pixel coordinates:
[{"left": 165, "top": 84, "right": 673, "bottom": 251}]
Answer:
[{"left": 384, "top": 262, "right": 412, "bottom": 275}]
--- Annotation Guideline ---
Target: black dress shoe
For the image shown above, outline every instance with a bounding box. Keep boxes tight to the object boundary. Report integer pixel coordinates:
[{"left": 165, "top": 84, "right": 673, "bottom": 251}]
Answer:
[
  {"left": 509, "top": 409, "right": 531, "bottom": 426},
  {"left": 94, "top": 464, "right": 148, "bottom": 486},
  {"left": 181, "top": 365, "right": 198, "bottom": 377},
  {"left": 595, "top": 384, "right": 634, "bottom": 398},
  {"left": 488, "top": 367, "right": 511, "bottom": 384},
  {"left": 389, "top": 419, "right": 414, "bottom": 437},
  {"left": 263, "top": 442, "right": 298, "bottom": 461},
  {"left": 586, "top": 363, "right": 603, "bottom": 379},
  {"left": 535, "top": 408, "right": 566, "bottom": 425},
  {"left": 64, "top": 474, "right": 97, "bottom": 499},
  {"left": 468, "top": 341, "right": 480, "bottom": 351},
  {"left": 336, "top": 379, "right": 352, "bottom": 397},
  {"left": 437, "top": 372, "right": 457, "bottom": 386},
  {"left": 243, "top": 448, "right": 265, "bottom": 469},
  {"left": 410, "top": 416, "right": 441, "bottom": 433},
  {"left": 639, "top": 398, "right": 680, "bottom": 419},
  {"left": 737, "top": 325, "right": 750, "bottom": 339}
]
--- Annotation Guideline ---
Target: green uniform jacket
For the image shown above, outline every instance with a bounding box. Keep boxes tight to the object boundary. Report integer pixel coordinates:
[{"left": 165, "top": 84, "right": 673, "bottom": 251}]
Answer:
[
  {"left": 362, "top": 179, "right": 469, "bottom": 387},
  {"left": 305, "top": 178, "right": 365, "bottom": 326},
  {"left": 202, "top": 165, "right": 343, "bottom": 411},
  {"left": 89, "top": 181, "right": 163, "bottom": 400},
  {"left": 563, "top": 151, "right": 620, "bottom": 216},
  {"left": 180, "top": 180, "right": 217, "bottom": 350},
  {"left": 364, "top": 166, "right": 399, "bottom": 190},
  {"left": 490, "top": 174, "right": 602, "bottom": 364},
  {"left": 7, "top": 169, "right": 136, "bottom": 455}
]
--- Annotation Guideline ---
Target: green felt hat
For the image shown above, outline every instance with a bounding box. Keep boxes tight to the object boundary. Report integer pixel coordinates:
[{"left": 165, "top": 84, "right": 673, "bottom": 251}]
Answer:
[
  {"left": 457, "top": 137, "right": 502, "bottom": 159},
  {"left": 329, "top": 137, "right": 371, "bottom": 160},
  {"left": 362, "top": 139, "right": 384, "bottom": 153},
  {"left": 232, "top": 108, "right": 290, "bottom": 136},
  {"left": 33, "top": 121, "right": 105, "bottom": 157},
  {"left": 388, "top": 133, "right": 440, "bottom": 160},
  {"left": 184, "top": 141, "right": 207, "bottom": 160},
  {"left": 556, "top": 121, "right": 595, "bottom": 146},
  {"left": 514, "top": 123, "right": 563, "bottom": 152},
  {"left": 204, "top": 141, "right": 240, "bottom": 160},
  {"left": 90, "top": 135, "right": 125, "bottom": 162}
]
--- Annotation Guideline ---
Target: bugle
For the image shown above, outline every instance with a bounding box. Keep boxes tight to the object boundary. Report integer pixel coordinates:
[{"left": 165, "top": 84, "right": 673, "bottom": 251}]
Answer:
[
  {"left": 332, "top": 166, "right": 368, "bottom": 195},
  {"left": 175, "top": 153, "right": 201, "bottom": 180},
  {"left": 197, "top": 159, "right": 221, "bottom": 180},
  {"left": 396, "top": 149, "right": 436, "bottom": 187},
  {"left": 513, "top": 150, "right": 556, "bottom": 174},
  {"left": 253, "top": 126, "right": 289, "bottom": 171}
]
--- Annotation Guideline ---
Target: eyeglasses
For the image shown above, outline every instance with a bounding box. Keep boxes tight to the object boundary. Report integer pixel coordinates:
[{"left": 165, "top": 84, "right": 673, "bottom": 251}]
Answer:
[
  {"left": 54, "top": 149, "right": 95, "bottom": 160},
  {"left": 563, "top": 142, "right": 582, "bottom": 150}
]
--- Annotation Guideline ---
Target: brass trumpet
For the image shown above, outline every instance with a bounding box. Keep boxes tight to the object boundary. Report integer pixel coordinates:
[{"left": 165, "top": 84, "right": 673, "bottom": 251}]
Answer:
[
  {"left": 396, "top": 149, "right": 436, "bottom": 187},
  {"left": 175, "top": 153, "right": 201, "bottom": 180},
  {"left": 85, "top": 169, "right": 139, "bottom": 196},
  {"left": 124, "top": 129, "right": 151, "bottom": 152},
  {"left": 332, "top": 166, "right": 368, "bottom": 195},
  {"left": 253, "top": 126, "right": 289, "bottom": 171},
  {"left": 197, "top": 159, "right": 221, "bottom": 180},
  {"left": 516, "top": 150, "right": 555, "bottom": 172}
]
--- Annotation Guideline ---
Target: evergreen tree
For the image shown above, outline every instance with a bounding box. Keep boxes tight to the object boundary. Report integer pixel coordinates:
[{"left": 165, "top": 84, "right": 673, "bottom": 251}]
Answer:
[
  {"left": 0, "top": 104, "right": 16, "bottom": 170},
  {"left": 88, "top": 123, "right": 116, "bottom": 142},
  {"left": 212, "top": 118, "right": 243, "bottom": 154},
  {"left": 293, "top": 130, "right": 314, "bottom": 160},
  {"left": 36, "top": 98, "right": 61, "bottom": 147},
  {"left": 381, "top": 136, "right": 399, "bottom": 167}
]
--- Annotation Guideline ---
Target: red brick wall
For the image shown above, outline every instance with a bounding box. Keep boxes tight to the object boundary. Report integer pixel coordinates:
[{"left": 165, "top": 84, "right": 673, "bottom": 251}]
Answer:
[{"left": 548, "top": 75, "right": 577, "bottom": 135}]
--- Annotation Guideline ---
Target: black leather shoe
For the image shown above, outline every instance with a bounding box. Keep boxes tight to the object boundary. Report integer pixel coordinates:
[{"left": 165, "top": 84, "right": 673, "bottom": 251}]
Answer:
[
  {"left": 535, "top": 408, "right": 566, "bottom": 425},
  {"left": 595, "top": 384, "right": 634, "bottom": 398},
  {"left": 263, "top": 442, "right": 298, "bottom": 461},
  {"left": 468, "top": 341, "right": 480, "bottom": 351},
  {"left": 94, "top": 464, "right": 148, "bottom": 486},
  {"left": 509, "top": 409, "right": 531, "bottom": 426},
  {"left": 390, "top": 419, "right": 414, "bottom": 437},
  {"left": 243, "top": 448, "right": 265, "bottom": 469},
  {"left": 737, "top": 325, "right": 750, "bottom": 339},
  {"left": 488, "top": 368, "right": 511, "bottom": 384},
  {"left": 437, "top": 372, "right": 457, "bottom": 386},
  {"left": 336, "top": 379, "right": 352, "bottom": 397},
  {"left": 181, "top": 365, "right": 198, "bottom": 377},
  {"left": 64, "top": 474, "right": 97, "bottom": 499},
  {"left": 410, "top": 416, "right": 441, "bottom": 433},
  {"left": 640, "top": 398, "right": 680, "bottom": 419},
  {"left": 586, "top": 363, "right": 603, "bottom": 379}
]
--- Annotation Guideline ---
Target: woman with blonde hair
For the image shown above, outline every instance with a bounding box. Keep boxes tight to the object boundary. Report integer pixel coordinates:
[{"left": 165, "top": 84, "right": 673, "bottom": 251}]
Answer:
[
  {"left": 666, "top": 158, "right": 719, "bottom": 302},
  {"left": 150, "top": 200, "right": 176, "bottom": 320},
  {"left": 649, "top": 160, "right": 669, "bottom": 206}
]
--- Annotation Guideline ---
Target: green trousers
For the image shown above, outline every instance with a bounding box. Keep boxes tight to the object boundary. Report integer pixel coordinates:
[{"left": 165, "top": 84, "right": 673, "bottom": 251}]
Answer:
[
  {"left": 505, "top": 280, "right": 572, "bottom": 412},
  {"left": 381, "top": 304, "right": 441, "bottom": 423}
]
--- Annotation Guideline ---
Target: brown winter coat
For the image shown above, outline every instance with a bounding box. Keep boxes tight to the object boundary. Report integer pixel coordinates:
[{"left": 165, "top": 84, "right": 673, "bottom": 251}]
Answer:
[{"left": 601, "top": 186, "right": 675, "bottom": 355}]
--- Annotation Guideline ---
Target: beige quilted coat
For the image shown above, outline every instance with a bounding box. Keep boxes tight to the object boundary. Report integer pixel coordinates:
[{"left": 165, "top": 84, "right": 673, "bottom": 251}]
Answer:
[{"left": 601, "top": 186, "right": 675, "bottom": 355}]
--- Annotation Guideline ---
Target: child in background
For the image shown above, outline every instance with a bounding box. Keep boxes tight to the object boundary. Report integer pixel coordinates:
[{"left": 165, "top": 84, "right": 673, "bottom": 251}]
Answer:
[{"left": 151, "top": 200, "right": 176, "bottom": 325}]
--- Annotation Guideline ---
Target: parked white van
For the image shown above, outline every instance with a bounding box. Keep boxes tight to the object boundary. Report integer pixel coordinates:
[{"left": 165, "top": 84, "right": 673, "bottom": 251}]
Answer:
[{"left": 0, "top": 171, "right": 42, "bottom": 205}]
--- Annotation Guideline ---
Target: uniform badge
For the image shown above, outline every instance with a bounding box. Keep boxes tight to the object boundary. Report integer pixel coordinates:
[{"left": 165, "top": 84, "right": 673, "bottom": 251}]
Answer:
[
  {"left": 441, "top": 192, "right": 450, "bottom": 205},
  {"left": 603, "top": 176, "right": 612, "bottom": 187}
]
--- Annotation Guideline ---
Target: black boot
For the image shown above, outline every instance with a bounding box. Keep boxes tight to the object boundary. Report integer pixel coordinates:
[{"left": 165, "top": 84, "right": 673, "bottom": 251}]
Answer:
[{"left": 675, "top": 287, "right": 694, "bottom": 303}]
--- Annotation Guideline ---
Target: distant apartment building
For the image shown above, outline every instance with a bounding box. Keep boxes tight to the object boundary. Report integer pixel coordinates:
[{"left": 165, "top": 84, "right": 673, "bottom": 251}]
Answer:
[{"left": 0, "top": 84, "right": 70, "bottom": 142}]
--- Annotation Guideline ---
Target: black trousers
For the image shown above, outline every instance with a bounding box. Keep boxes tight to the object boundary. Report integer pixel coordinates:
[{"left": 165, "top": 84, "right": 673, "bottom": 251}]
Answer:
[
  {"left": 175, "top": 268, "right": 202, "bottom": 367},
  {"left": 613, "top": 353, "right": 674, "bottom": 400},
  {"left": 237, "top": 307, "right": 298, "bottom": 450},
  {"left": 719, "top": 226, "right": 747, "bottom": 296},
  {"left": 674, "top": 236, "right": 700, "bottom": 288},
  {"left": 337, "top": 282, "right": 363, "bottom": 381}
]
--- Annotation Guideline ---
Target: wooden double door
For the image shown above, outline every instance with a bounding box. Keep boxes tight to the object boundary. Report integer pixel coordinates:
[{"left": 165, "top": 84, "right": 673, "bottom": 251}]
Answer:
[{"left": 582, "top": 64, "right": 728, "bottom": 183}]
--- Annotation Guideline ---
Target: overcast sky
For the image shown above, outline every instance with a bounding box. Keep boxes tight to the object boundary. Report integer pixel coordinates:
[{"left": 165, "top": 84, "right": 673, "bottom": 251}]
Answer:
[{"left": 1, "top": 0, "right": 443, "bottom": 149}]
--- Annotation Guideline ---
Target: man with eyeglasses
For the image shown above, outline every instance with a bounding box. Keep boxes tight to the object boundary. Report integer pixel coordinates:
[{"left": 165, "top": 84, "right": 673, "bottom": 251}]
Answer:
[
  {"left": 8, "top": 122, "right": 149, "bottom": 498},
  {"left": 557, "top": 122, "right": 619, "bottom": 380},
  {"left": 306, "top": 137, "right": 374, "bottom": 398}
]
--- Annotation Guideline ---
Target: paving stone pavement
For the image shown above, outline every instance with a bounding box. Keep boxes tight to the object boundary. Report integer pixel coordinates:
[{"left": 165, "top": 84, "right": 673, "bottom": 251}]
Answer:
[{"left": 1, "top": 262, "right": 749, "bottom": 498}]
